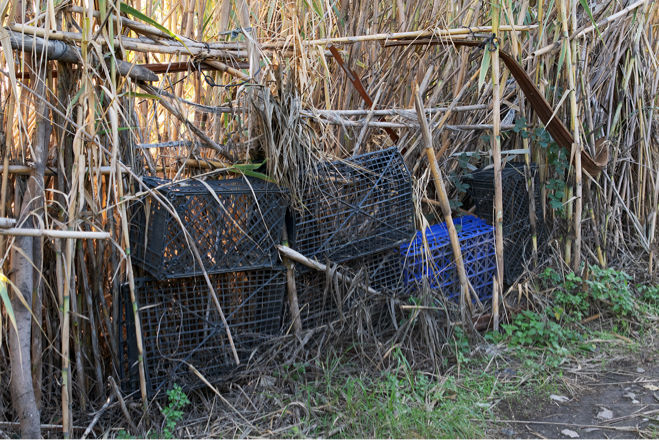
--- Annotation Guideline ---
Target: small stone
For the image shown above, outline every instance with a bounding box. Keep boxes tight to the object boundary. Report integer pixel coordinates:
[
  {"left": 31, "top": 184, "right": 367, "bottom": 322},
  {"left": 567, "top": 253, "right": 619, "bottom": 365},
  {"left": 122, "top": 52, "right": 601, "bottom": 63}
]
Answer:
[
  {"left": 476, "top": 402, "right": 490, "bottom": 408},
  {"left": 623, "top": 392, "right": 636, "bottom": 399},
  {"left": 633, "top": 400, "right": 640, "bottom": 404},
  {"left": 562, "top": 429, "right": 580, "bottom": 438},
  {"left": 643, "top": 418, "right": 649, "bottom": 422},
  {"left": 597, "top": 408, "right": 613, "bottom": 420},
  {"left": 551, "top": 394, "right": 570, "bottom": 402},
  {"left": 638, "top": 367, "right": 646, "bottom": 373},
  {"left": 501, "top": 428, "right": 515, "bottom": 436}
]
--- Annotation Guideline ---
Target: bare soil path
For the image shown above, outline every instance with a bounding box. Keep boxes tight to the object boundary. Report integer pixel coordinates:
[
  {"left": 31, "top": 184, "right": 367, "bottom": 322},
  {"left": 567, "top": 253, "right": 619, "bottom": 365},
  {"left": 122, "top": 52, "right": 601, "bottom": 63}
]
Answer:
[{"left": 495, "top": 354, "right": 659, "bottom": 439}]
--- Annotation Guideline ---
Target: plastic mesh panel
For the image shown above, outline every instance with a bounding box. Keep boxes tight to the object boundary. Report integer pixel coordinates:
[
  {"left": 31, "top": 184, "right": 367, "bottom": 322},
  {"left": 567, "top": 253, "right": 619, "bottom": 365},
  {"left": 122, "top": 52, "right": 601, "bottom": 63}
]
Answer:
[
  {"left": 118, "top": 269, "right": 286, "bottom": 396},
  {"left": 463, "top": 162, "right": 546, "bottom": 284},
  {"left": 293, "top": 247, "right": 404, "bottom": 331},
  {"left": 400, "top": 216, "right": 496, "bottom": 302},
  {"left": 130, "top": 176, "right": 289, "bottom": 280},
  {"left": 294, "top": 147, "right": 414, "bottom": 268}
]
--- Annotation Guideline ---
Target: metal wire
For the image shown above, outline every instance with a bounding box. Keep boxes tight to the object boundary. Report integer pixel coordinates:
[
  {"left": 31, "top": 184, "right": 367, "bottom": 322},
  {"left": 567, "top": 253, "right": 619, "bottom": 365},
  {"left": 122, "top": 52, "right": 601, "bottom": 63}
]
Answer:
[
  {"left": 293, "top": 147, "right": 415, "bottom": 270},
  {"left": 118, "top": 269, "right": 286, "bottom": 396},
  {"left": 463, "top": 162, "right": 547, "bottom": 284}
]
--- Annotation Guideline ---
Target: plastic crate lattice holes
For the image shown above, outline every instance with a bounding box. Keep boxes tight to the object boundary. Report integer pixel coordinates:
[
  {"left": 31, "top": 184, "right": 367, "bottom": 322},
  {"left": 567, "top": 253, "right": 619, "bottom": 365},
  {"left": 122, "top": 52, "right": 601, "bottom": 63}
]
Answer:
[
  {"left": 400, "top": 216, "right": 496, "bottom": 302},
  {"left": 130, "top": 176, "right": 289, "bottom": 279}
]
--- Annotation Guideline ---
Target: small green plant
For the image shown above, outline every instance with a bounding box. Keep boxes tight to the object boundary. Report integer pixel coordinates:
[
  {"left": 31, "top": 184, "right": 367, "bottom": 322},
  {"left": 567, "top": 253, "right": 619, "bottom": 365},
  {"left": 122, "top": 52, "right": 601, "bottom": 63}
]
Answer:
[
  {"left": 452, "top": 326, "right": 471, "bottom": 364},
  {"left": 502, "top": 310, "right": 581, "bottom": 355},
  {"left": 638, "top": 284, "right": 659, "bottom": 312},
  {"left": 161, "top": 384, "right": 190, "bottom": 439},
  {"left": 555, "top": 272, "right": 589, "bottom": 321},
  {"left": 586, "top": 267, "right": 634, "bottom": 317}
]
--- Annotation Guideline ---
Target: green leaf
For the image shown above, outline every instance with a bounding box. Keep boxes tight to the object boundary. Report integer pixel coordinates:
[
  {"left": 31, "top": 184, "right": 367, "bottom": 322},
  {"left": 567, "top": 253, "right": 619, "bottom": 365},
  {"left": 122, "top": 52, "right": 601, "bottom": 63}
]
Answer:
[
  {"left": 119, "top": 3, "right": 190, "bottom": 53},
  {"left": 227, "top": 161, "right": 275, "bottom": 182},
  {"left": 478, "top": 49, "right": 491, "bottom": 91},
  {"left": 231, "top": 160, "right": 266, "bottom": 171},
  {"left": 125, "top": 92, "right": 161, "bottom": 100},
  {"left": 579, "top": 0, "right": 604, "bottom": 44},
  {"left": 0, "top": 273, "right": 18, "bottom": 346}
]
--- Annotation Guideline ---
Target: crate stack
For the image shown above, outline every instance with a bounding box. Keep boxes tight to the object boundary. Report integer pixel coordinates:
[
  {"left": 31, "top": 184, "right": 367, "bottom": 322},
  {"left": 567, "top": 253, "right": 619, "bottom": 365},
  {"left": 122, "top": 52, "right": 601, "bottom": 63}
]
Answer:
[
  {"left": 463, "top": 162, "right": 548, "bottom": 284},
  {"left": 399, "top": 216, "right": 496, "bottom": 302},
  {"left": 291, "top": 147, "right": 415, "bottom": 331},
  {"left": 120, "top": 176, "right": 289, "bottom": 396}
]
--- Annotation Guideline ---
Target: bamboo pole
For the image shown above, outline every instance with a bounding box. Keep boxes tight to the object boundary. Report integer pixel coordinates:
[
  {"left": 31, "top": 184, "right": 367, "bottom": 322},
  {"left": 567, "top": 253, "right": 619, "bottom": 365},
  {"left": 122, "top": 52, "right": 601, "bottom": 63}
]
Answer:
[
  {"left": 282, "top": 24, "right": 538, "bottom": 47},
  {"left": 0, "top": 165, "right": 127, "bottom": 175},
  {"left": 0, "top": 218, "right": 15, "bottom": 228},
  {"left": 414, "top": 86, "right": 479, "bottom": 331},
  {"left": 491, "top": 0, "right": 504, "bottom": 331},
  {"left": 0, "top": 228, "right": 109, "bottom": 238},
  {"left": 108, "top": 107, "right": 148, "bottom": 411},
  {"left": 557, "top": 0, "right": 582, "bottom": 271},
  {"left": 0, "top": 92, "right": 14, "bottom": 258}
]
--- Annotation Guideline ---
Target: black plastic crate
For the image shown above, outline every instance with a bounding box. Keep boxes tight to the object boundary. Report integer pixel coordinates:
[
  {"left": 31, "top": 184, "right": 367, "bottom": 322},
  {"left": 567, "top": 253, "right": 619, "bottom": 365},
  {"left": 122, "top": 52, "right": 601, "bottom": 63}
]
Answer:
[
  {"left": 463, "top": 162, "right": 546, "bottom": 284},
  {"left": 291, "top": 247, "right": 404, "bottom": 331},
  {"left": 130, "top": 176, "right": 289, "bottom": 280},
  {"left": 118, "top": 269, "right": 286, "bottom": 396},
  {"left": 293, "top": 147, "right": 414, "bottom": 268}
]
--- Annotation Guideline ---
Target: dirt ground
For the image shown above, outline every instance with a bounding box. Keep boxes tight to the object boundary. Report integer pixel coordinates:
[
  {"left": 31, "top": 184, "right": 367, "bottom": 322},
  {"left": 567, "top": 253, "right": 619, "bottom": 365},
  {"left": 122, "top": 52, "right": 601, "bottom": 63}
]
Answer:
[{"left": 495, "top": 351, "right": 659, "bottom": 439}]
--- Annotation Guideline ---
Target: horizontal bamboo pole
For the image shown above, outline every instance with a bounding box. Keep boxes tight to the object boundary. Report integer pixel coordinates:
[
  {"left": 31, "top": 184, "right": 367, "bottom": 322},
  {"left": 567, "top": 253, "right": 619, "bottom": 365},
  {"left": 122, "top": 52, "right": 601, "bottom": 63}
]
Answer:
[
  {"left": 316, "top": 117, "right": 515, "bottom": 130},
  {"left": 9, "top": 25, "right": 250, "bottom": 79},
  {"left": 69, "top": 5, "right": 194, "bottom": 43},
  {"left": 0, "top": 228, "right": 110, "bottom": 239},
  {"left": 0, "top": 218, "right": 16, "bottom": 229},
  {"left": 6, "top": 30, "right": 158, "bottom": 81},
  {"left": 263, "top": 25, "right": 538, "bottom": 47},
  {"left": 306, "top": 104, "right": 487, "bottom": 117},
  {"left": 1, "top": 165, "right": 126, "bottom": 175},
  {"left": 575, "top": 0, "right": 647, "bottom": 38},
  {"left": 276, "top": 245, "right": 382, "bottom": 296}
]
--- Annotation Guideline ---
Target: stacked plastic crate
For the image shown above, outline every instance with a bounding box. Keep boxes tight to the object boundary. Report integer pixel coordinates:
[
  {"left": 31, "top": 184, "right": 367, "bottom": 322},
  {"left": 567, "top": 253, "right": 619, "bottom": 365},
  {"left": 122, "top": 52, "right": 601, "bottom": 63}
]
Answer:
[
  {"left": 291, "top": 147, "right": 415, "bottom": 331},
  {"left": 120, "top": 176, "right": 289, "bottom": 396},
  {"left": 399, "top": 216, "right": 496, "bottom": 302}
]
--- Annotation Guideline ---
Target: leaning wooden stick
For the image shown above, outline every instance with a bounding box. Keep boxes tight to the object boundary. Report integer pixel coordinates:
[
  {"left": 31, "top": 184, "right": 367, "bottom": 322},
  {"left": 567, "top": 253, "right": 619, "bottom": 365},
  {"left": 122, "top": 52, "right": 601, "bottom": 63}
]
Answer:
[
  {"left": 277, "top": 245, "right": 382, "bottom": 297},
  {"left": 413, "top": 86, "right": 479, "bottom": 320},
  {"left": 281, "top": 228, "right": 302, "bottom": 336}
]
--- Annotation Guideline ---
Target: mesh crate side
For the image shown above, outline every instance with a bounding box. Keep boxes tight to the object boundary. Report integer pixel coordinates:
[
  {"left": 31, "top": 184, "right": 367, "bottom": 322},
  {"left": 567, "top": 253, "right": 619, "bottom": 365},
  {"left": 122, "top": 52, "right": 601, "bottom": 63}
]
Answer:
[
  {"left": 118, "top": 284, "right": 142, "bottom": 395},
  {"left": 294, "top": 147, "right": 414, "bottom": 267},
  {"left": 463, "top": 163, "right": 546, "bottom": 284},
  {"left": 292, "top": 247, "right": 405, "bottom": 331},
  {"left": 130, "top": 197, "right": 168, "bottom": 277},
  {"left": 120, "top": 269, "right": 286, "bottom": 396}
]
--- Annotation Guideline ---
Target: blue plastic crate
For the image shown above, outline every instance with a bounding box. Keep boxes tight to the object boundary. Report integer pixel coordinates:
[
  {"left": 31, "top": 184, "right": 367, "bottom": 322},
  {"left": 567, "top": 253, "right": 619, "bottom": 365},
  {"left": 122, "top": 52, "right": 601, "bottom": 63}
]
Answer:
[{"left": 400, "top": 216, "right": 496, "bottom": 301}]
